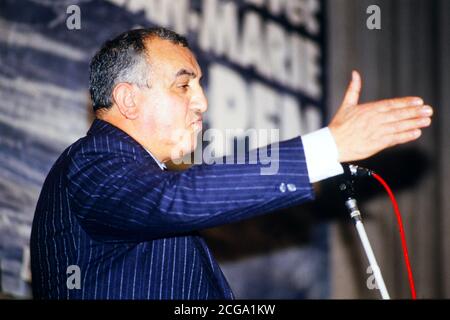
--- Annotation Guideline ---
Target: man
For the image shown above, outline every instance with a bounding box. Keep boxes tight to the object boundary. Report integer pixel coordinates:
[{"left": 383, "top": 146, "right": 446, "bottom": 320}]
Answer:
[{"left": 30, "top": 27, "right": 433, "bottom": 299}]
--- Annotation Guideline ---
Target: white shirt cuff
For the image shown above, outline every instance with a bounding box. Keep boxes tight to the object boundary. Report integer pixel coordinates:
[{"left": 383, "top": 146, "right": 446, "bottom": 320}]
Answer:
[{"left": 301, "top": 127, "right": 343, "bottom": 183}]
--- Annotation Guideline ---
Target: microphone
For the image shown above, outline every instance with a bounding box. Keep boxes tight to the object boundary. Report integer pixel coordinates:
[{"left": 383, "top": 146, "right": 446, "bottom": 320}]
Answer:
[
  {"left": 338, "top": 164, "right": 374, "bottom": 205},
  {"left": 338, "top": 164, "right": 392, "bottom": 299},
  {"left": 342, "top": 163, "right": 374, "bottom": 178}
]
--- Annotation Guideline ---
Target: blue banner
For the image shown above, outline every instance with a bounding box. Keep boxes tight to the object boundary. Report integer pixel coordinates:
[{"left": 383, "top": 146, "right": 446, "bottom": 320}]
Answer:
[{"left": 0, "top": 0, "right": 327, "bottom": 298}]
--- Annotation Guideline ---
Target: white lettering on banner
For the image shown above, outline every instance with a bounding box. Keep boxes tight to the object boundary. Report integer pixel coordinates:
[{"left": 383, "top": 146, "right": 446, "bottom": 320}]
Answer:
[
  {"left": 280, "top": 94, "right": 304, "bottom": 139},
  {"left": 199, "top": 0, "right": 240, "bottom": 61},
  {"left": 265, "top": 21, "right": 288, "bottom": 85},
  {"left": 108, "top": 0, "right": 321, "bottom": 36},
  {"left": 240, "top": 11, "right": 266, "bottom": 73},
  {"left": 198, "top": 0, "right": 322, "bottom": 98},
  {"left": 251, "top": 82, "right": 280, "bottom": 143},
  {"left": 108, "top": 0, "right": 189, "bottom": 35},
  {"left": 245, "top": 0, "right": 320, "bottom": 34},
  {"left": 207, "top": 64, "right": 320, "bottom": 156},
  {"left": 107, "top": 0, "right": 322, "bottom": 100},
  {"left": 106, "top": 0, "right": 323, "bottom": 159},
  {"left": 208, "top": 64, "right": 250, "bottom": 156},
  {"left": 303, "top": 104, "right": 322, "bottom": 134}
]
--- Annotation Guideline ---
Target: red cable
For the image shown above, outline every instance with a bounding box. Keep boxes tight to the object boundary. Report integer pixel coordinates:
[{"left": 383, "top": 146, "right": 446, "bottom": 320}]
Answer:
[{"left": 372, "top": 173, "right": 417, "bottom": 299}]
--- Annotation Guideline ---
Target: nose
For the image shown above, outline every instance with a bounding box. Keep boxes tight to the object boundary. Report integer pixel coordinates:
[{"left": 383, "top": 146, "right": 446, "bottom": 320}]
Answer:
[{"left": 191, "top": 86, "right": 208, "bottom": 113}]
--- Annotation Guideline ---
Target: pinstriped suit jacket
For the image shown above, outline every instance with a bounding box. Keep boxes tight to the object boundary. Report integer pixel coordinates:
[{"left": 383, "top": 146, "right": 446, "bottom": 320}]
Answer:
[{"left": 30, "top": 119, "right": 314, "bottom": 299}]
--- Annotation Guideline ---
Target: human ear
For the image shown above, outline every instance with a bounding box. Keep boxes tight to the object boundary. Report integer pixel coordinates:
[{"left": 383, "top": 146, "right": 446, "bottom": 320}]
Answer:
[{"left": 111, "top": 83, "right": 139, "bottom": 120}]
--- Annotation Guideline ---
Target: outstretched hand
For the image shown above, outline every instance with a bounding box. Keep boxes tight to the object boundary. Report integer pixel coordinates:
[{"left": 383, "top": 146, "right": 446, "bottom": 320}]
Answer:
[{"left": 329, "top": 71, "right": 433, "bottom": 163}]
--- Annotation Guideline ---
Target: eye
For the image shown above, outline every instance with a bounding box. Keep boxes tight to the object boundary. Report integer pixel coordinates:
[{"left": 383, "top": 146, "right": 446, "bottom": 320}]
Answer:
[{"left": 178, "top": 84, "right": 190, "bottom": 91}]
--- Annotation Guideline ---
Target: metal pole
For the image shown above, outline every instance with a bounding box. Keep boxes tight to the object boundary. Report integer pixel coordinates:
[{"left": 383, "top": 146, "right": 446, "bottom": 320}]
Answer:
[{"left": 345, "top": 199, "right": 390, "bottom": 299}]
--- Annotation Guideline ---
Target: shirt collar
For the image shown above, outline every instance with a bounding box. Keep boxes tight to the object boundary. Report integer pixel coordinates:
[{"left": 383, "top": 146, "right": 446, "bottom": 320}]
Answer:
[{"left": 144, "top": 148, "right": 167, "bottom": 171}]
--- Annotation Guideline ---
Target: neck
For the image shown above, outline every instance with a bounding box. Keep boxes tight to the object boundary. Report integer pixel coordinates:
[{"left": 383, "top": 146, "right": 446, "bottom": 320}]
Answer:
[{"left": 96, "top": 110, "right": 169, "bottom": 163}]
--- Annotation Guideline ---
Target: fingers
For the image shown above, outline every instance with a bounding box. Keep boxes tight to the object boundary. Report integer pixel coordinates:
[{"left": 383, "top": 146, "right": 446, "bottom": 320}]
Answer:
[
  {"left": 380, "top": 105, "right": 433, "bottom": 124},
  {"left": 342, "top": 70, "right": 362, "bottom": 106},
  {"left": 383, "top": 116, "right": 432, "bottom": 134},
  {"left": 384, "top": 129, "right": 422, "bottom": 148},
  {"left": 370, "top": 96, "right": 424, "bottom": 111},
  {"left": 379, "top": 104, "right": 432, "bottom": 148}
]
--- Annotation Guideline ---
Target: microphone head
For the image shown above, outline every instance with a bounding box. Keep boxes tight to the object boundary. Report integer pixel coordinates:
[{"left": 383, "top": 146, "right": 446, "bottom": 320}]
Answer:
[
  {"left": 338, "top": 164, "right": 373, "bottom": 201},
  {"left": 343, "top": 164, "right": 374, "bottom": 177}
]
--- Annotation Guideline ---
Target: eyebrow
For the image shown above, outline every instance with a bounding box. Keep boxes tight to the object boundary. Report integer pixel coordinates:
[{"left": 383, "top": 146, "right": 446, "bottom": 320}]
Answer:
[{"left": 175, "top": 68, "right": 197, "bottom": 79}]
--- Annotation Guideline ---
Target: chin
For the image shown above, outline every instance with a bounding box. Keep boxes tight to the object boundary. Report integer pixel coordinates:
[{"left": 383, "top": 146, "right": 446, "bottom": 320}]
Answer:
[{"left": 169, "top": 140, "right": 196, "bottom": 162}]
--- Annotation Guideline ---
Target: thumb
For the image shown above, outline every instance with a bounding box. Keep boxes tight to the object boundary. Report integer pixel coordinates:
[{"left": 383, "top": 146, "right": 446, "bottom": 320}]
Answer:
[{"left": 342, "top": 70, "right": 362, "bottom": 106}]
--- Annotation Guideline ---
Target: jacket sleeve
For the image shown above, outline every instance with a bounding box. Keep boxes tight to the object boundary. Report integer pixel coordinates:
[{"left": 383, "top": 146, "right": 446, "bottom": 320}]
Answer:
[{"left": 67, "top": 137, "right": 314, "bottom": 242}]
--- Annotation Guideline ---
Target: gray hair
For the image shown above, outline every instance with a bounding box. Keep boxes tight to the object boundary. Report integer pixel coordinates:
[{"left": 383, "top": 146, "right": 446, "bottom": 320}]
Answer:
[{"left": 89, "top": 27, "right": 189, "bottom": 112}]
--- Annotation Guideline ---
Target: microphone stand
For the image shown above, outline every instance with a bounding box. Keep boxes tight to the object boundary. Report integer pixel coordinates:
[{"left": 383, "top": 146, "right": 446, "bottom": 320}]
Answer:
[{"left": 339, "top": 165, "right": 390, "bottom": 299}]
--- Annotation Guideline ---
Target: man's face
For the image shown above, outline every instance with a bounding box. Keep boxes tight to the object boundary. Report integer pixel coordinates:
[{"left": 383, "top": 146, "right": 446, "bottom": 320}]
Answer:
[{"left": 134, "top": 37, "right": 207, "bottom": 161}]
